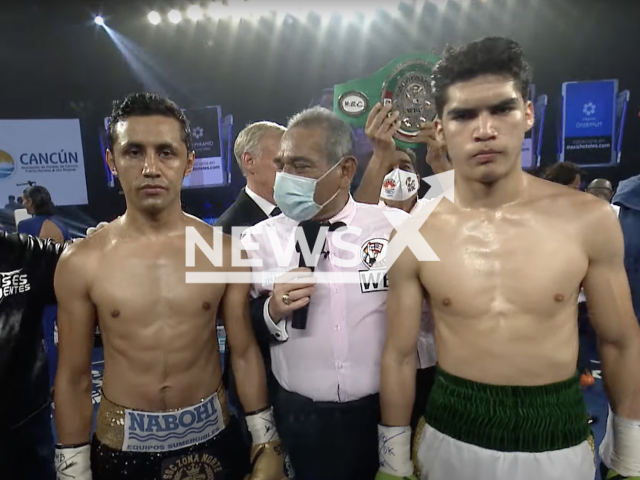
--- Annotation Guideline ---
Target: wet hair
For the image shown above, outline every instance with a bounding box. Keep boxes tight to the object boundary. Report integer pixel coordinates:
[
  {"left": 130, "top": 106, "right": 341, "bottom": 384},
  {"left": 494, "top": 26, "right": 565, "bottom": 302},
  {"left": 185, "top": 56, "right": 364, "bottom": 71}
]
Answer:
[
  {"left": 287, "top": 107, "right": 354, "bottom": 166},
  {"left": 542, "top": 162, "right": 585, "bottom": 186},
  {"left": 23, "top": 185, "right": 55, "bottom": 216},
  {"left": 107, "top": 93, "right": 193, "bottom": 153},
  {"left": 432, "top": 37, "right": 532, "bottom": 118}
]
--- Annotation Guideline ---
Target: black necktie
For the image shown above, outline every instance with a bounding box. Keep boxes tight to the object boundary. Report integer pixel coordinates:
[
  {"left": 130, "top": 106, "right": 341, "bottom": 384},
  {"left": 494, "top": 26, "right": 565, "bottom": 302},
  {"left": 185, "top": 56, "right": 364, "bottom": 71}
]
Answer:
[{"left": 270, "top": 207, "right": 281, "bottom": 217}]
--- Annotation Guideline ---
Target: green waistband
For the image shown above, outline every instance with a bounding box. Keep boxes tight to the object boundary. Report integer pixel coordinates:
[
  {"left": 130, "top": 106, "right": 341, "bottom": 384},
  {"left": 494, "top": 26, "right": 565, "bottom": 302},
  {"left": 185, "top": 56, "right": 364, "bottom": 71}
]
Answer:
[{"left": 424, "top": 367, "right": 590, "bottom": 453}]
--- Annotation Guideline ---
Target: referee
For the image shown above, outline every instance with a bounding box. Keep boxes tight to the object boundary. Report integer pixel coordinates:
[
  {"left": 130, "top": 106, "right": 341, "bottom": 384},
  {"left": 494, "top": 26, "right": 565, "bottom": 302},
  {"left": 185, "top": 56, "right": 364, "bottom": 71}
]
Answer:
[{"left": 241, "top": 107, "right": 409, "bottom": 479}]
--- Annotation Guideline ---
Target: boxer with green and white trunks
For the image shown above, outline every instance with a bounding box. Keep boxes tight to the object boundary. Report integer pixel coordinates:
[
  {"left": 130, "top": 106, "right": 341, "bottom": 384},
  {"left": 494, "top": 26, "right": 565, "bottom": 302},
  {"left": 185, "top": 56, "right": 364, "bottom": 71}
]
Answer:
[{"left": 375, "top": 37, "right": 640, "bottom": 480}]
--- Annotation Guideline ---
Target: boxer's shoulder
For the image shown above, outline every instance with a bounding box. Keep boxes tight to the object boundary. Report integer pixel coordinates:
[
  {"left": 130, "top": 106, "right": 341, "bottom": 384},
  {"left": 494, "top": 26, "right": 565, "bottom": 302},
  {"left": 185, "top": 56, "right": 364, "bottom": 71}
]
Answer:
[
  {"left": 528, "top": 175, "right": 607, "bottom": 218},
  {"left": 59, "top": 221, "right": 119, "bottom": 271},
  {"left": 184, "top": 212, "right": 213, "bottom": 232}
]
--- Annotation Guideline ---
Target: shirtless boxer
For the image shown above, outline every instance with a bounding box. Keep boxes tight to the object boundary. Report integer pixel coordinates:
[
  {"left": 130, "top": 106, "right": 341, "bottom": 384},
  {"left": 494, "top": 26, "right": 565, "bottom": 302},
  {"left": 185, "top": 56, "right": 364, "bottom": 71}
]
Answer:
[
  {"left": 53, "top": 93, "right": 291, "bottom": 480},
  {"left": 376, "top": 37, "right": 640, "bottom": 480}
]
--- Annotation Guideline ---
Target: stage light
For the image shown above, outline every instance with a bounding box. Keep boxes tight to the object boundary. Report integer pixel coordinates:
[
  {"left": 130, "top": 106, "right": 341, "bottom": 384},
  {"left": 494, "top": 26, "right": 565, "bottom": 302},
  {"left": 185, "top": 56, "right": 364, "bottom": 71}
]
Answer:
[
  {"left": 148, "top": 11, "right": 161, "bottom": 25},
  {"left": 94, "top": 15, "right": 105, "bottom": 26},
  {"left": 168, "top": 9, "right": 182, "bottom": 24},
  {"left": 187, "top": 5, "right": 204, "bottom": 21}
]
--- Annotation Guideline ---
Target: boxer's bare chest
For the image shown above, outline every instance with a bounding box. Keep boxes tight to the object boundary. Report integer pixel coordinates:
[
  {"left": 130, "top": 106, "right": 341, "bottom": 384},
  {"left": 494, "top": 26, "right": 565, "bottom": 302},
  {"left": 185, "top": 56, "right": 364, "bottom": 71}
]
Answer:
[
  {"left": 89, "top": 236, "right": 224, "bottom": 330},
  {"left": 419, "top": 204, "right": 589, "bottom": 319}
]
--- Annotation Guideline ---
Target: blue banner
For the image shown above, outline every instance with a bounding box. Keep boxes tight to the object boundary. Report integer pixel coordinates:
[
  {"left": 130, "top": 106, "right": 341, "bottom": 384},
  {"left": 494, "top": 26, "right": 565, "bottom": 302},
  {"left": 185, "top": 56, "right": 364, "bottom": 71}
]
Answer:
[
  {"left": 182, "top": 106, "right": 227, "bottom": 189},
  {"left": 520, "top": 85, "right": 535, "bottom": 170},
  {"left": 561, "top": 80, "right": 617, "bottom": 166},
  {"left": 533, "top": 94, "right": 548, "bottom": 168}
]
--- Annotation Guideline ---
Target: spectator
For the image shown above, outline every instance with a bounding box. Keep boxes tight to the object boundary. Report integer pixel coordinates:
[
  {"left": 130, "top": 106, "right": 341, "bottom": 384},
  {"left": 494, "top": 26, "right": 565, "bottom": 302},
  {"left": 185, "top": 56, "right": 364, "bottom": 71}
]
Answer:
[
  {"left": 612, "top": 173, "right": 640, "bottom": 321},
  {"left": 4, "top": 195, "right": 20, "bottom": 211},
  {"left": 17, "top": 186, "right": 70, "bottom": 243},
  {"left": 587, "top": 178, "right": 620, "bottom": 216},
  {"left": 542, "top": 162, "right": 585, "bottom": 189}
]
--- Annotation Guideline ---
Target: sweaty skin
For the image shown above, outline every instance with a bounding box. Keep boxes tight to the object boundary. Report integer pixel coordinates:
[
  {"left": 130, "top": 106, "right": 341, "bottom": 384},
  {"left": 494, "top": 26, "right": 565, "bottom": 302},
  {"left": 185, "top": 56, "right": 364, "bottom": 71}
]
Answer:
[
  {"left": 381, "top": 75, "right": 640, "bottom": 428},
  {"left": 54, "top": 215, "right": 267, "bottom": 444},
  {"left": 424, "top": 178, "right": 596, "bottom": 385},
  {"left": 54, "top": 112, "right": 267, "bottom": 445}
]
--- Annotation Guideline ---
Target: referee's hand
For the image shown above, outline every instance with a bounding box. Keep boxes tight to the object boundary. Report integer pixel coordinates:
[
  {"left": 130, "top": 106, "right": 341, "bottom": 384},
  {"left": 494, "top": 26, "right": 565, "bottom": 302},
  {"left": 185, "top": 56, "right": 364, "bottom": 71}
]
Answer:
[{"left": 268, "top": 267, "right": 316, "bottom": 323}]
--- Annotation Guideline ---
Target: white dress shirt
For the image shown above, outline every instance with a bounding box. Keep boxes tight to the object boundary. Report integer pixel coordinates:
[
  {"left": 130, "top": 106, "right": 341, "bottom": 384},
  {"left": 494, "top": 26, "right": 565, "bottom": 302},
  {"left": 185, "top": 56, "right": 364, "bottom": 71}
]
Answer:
[
  {"left": 241, "top": 197, "right": 409, "bottom": 402},
  {"left": 245, "top": 186, "right": 277, "bottom": 217}
]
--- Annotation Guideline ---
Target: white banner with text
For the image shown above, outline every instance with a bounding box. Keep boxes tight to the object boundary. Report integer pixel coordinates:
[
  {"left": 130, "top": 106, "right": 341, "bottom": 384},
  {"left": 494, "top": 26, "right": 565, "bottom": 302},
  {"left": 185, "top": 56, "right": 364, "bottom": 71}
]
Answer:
[{"left": 0, "top": 119, "right": 88, "bottom": 206}]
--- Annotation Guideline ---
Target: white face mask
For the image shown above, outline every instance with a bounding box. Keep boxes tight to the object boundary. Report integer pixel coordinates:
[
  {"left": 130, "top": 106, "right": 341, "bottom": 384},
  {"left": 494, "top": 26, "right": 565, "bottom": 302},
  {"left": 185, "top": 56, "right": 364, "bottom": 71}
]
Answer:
[{"left": 380, "top": 168, "right": 420, "bottom": 201}]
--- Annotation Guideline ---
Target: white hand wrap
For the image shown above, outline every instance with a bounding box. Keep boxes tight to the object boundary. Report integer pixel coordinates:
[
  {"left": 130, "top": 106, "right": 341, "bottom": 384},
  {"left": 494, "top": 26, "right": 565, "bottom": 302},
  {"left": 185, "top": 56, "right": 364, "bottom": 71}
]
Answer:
[
  {"left": 55, "top": 444, "right": 92, "bottom": 480},
  {"left": 378, "top": 424, "right": 413, "bottom": 477},
  {"left": 608, "top": 409, "right": 640, "bottom": 477},
  {"left": 246, "top": 407, "right": 280, "bottom": 445}
]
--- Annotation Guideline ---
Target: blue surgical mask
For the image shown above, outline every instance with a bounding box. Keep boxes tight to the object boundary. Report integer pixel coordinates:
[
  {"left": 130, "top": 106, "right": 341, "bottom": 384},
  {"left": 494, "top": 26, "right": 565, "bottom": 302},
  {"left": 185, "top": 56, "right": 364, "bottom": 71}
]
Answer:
[{"left": 273, "top": 161, "right": 342, "bottom": 222}]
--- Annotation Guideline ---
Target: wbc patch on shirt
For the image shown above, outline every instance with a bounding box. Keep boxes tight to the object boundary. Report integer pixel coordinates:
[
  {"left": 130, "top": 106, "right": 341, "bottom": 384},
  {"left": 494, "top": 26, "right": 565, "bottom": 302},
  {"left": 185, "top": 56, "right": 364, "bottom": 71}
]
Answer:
[{"left": 359, "top": 238, "right": 388, "bottom": 293}]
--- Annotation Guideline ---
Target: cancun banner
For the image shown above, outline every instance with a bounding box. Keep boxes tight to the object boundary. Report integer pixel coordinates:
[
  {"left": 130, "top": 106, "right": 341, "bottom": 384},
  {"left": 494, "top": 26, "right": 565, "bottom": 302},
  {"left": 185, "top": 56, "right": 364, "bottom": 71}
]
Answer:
[
  {"left": 560, "top": 80, "right": 617, "bottom": 166},
  {"left": 0, "top": 119, "right": 88, "bottom": 205}
]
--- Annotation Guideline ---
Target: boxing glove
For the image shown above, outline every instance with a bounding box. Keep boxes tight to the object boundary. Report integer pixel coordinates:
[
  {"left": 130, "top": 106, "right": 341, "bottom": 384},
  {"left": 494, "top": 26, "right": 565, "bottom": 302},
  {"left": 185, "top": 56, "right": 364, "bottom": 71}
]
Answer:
[
  {"left": 245, "top": 439, "right": 294, "bottom": 480},
  {"left": 606, "top": 471, "right": 640, "bottom": 479},
  {"left": 55, "top": 443, "right": 92, "bottom": 480},
  {"left": 244, "top": 407, "right": 294, "bottom": 480}
]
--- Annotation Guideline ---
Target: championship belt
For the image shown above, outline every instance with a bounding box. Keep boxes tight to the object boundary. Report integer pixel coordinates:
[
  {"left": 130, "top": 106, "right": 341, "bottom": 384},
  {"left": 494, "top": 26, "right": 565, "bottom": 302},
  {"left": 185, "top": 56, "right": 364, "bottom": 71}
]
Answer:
[{"left": 334, "top": 53, "right": 440, "bottom": 149}]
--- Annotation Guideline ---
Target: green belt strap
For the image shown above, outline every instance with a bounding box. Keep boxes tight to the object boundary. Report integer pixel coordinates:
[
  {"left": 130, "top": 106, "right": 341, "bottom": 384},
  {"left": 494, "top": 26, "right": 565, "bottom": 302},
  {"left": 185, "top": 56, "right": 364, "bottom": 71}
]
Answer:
[{"left": 425, "top": 367, "right": 591, "bottom": 453}]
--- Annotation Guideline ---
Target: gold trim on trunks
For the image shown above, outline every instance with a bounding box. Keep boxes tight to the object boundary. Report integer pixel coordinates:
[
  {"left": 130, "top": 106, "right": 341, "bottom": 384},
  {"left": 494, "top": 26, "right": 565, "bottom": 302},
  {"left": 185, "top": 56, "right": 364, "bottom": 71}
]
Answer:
[
  {"left": 95, "top": 383, "right": 230, "bottom": 451},
  {"left": 412, "top": 415, "right": 426, "bottom": 478},
  {"left": 587, "top": 434, "right": 596, "bottom": 467}
]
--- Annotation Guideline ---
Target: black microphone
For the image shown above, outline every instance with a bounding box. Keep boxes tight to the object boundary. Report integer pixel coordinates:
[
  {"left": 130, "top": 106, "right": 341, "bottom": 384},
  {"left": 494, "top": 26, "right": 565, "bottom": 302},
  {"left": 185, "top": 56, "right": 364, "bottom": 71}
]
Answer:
[{"left": 291, "top": 220, "right": 346, "bottom": 330}]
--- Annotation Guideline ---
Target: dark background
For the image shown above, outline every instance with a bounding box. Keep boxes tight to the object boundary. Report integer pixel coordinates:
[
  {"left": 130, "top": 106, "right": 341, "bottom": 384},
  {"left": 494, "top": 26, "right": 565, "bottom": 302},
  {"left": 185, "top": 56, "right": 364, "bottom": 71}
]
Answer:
[{"left": 2, "top": 0, "right": 639, "bottom": 226}]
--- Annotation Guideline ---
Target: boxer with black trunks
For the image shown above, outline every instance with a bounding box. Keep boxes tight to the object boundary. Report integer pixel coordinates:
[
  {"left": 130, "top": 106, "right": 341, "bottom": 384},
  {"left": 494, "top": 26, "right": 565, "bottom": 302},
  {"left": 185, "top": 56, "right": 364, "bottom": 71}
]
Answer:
[{"left": 53, "top": 93, "right": 292, "bottom": 480}]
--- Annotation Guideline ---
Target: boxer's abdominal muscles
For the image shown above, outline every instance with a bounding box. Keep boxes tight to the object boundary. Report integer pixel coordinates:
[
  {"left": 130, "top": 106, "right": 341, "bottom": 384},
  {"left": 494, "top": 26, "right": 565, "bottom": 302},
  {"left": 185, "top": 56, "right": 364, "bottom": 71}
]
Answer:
[
  {"left": 93, "top": 239, "right": 225, "bottom": 411},
  {"left": 418, "top": 199, "right": 588, "bottom": 386}
]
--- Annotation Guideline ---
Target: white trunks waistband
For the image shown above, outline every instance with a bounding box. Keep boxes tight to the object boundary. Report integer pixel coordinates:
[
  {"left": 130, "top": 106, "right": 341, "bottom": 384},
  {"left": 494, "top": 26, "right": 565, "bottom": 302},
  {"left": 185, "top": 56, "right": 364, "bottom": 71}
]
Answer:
[{"left": 95, "top": 385, "right": 230, "bottom": 453}]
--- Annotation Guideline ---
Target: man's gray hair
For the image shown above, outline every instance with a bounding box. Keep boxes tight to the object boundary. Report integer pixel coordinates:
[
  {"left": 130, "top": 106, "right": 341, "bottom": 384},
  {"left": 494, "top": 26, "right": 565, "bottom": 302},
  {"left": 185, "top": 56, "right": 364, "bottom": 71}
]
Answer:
[
  {"left": 233, "top": 121, "right": 285, "bottom": 174},
  {"left": 287, "top": 106, "right": 353, "bottom": 166}
]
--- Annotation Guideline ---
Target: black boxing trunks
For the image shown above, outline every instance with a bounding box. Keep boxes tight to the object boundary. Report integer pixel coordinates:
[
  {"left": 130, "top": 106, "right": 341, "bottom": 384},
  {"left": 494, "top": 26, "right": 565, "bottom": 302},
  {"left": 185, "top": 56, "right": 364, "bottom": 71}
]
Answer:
[{"left": 90, "top": 385, "right": 250, "bottom": 480}]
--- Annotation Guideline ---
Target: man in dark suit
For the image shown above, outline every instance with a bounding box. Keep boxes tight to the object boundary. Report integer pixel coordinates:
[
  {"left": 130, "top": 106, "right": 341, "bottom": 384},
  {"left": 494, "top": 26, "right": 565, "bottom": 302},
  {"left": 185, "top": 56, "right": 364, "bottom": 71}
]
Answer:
[
  {"left": 215, "top": 121, "right": 285, "bottom": 411},
  {"left": 216, "top": 121, "right": 285, "bottom": 235}
]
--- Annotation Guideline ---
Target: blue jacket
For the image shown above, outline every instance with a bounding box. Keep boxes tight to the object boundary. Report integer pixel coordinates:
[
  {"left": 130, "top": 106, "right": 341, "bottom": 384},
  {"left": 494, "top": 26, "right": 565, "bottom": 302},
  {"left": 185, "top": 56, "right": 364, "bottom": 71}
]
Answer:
[{"left": 612, "top": 174, "right": 640, "bottom": 322}]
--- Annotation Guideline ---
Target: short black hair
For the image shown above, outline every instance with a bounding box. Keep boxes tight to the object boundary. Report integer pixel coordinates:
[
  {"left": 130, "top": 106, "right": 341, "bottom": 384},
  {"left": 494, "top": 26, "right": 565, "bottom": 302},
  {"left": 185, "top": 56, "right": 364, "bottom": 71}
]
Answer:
[
  {"left": 542, "top": 162, "right": 585, "bottom": 186},
  {"left": 396, "top": 146, "right": 418, "bottom": 171},
  {"left": 23, "top": 185, "right": 55, "bottom": 216},
  {"left": 8, "top": 195, "right": 15, "bottom": 201},
  {"left": 107, "top": 93, "right": 193, "bottom": 153},
  {"left": 432, "top": 37, "right": 532, "bottom": 118}
]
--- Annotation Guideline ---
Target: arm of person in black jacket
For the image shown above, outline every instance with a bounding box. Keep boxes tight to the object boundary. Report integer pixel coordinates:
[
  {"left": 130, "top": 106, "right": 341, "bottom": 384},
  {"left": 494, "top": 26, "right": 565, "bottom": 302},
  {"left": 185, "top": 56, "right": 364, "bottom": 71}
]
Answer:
[{"left": 0, "top": 231, "right": 66, "bottom": 304}]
